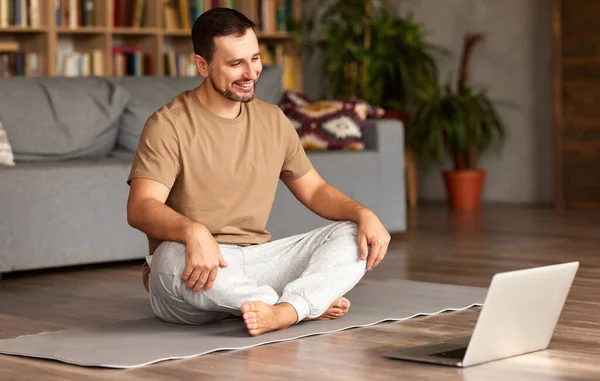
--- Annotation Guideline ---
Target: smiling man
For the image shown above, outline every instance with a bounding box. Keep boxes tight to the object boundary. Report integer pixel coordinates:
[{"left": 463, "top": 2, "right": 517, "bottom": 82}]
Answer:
[{"left": 126, "top": 8, "right": 390, "bottom": 336}]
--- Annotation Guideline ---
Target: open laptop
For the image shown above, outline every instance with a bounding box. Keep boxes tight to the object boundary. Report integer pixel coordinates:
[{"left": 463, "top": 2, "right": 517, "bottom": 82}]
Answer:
[{"left": 384, "top": 261, "right": 579, "bottom": 367}]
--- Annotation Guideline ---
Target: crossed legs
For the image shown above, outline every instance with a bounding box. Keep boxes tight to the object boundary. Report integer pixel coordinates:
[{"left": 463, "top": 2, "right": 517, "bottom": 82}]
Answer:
[{"left": 148, "top": 221, "right": 367, "bottom": 335}]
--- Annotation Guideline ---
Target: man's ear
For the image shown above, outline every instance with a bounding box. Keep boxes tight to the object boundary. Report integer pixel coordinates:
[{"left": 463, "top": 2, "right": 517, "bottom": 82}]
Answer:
[{"left": 194, "top": 55, "right": 209, "bottom": 77}]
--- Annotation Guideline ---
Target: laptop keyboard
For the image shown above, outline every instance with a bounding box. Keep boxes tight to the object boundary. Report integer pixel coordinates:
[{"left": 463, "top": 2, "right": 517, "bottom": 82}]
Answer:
[{"left": 431, "top": 347, "right": 467, "bottom": 359}]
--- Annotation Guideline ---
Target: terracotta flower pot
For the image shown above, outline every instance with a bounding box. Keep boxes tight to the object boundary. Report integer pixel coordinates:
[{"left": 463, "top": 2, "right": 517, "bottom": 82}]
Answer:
[{"left": 443, "top": 169, "right": 486, "bottom": 211}]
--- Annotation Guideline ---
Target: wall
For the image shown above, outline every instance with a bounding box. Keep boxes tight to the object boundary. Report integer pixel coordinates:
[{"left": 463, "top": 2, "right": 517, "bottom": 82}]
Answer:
[{"left": 302, "top": 0, "right": 554, "bottom": 205}]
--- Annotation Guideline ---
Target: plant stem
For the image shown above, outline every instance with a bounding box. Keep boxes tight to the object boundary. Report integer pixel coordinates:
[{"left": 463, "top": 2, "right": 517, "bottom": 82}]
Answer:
[
  {"left": 457, "top": 34, "right": 484, "bottom": 94},
  {"left": 467, "top": 142, "right": 477, "bottom": 169},
  {"left": 362, "top": 0, "right": 372, "bottom": 102},
  {"left": 456, "top": 33, "right": 485, "bottom": 170},
  {"left": 453, "top": 152, "right": 466, "bottom": 171}
]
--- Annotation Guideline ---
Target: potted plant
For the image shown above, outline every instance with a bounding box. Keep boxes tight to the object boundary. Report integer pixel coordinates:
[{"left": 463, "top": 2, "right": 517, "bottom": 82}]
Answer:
[
  {"left": 303, "top": 0, "right": 442, "bottom": 116},
  {"left": 408, "top": 34, "right": 506, "bottom": 211},
  {"left": 370, "top": 12, "right": 441, "bottom": 115}
]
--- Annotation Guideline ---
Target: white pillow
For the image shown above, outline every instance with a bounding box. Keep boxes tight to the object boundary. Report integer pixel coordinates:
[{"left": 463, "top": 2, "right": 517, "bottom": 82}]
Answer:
[{"left": 0, "top": 121, "right": 15, "bottom": 166}]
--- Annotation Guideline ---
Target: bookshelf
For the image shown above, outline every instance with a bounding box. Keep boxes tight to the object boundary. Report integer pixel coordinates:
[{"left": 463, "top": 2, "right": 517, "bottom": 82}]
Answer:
[{"left": 0, "top": 0, "right": 303, "bottom": 91}]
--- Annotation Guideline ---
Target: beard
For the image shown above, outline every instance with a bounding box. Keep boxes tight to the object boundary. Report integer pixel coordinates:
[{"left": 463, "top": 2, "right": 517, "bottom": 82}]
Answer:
[{"left": 208, "top": 74, "right": 255, "bottom": 103}]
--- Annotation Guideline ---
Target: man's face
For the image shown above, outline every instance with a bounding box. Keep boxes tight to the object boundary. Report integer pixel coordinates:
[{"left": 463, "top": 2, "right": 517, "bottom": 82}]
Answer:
[{"left": 206, "top": 29, "right": 262, "bottom": 103}]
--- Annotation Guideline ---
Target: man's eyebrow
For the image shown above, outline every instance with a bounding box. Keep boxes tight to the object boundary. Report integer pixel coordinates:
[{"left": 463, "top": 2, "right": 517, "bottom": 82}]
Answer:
[{"left": 226, "top": 52, "right": 261, "bottom": 64}]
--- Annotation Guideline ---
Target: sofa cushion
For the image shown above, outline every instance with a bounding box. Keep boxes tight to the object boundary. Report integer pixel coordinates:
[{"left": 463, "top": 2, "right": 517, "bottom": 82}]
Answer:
[
  {"left": 107, "top": 77, "right": 200, "bottom": 152},
  {"left": 111, "top": 65, "right": 284, "bottom": 152},
  {"left": 280, "top": 92, "right": 384, "bottom": 150},
  {"left": 256, "top": 65, "right": 283, "bottom": 105},
  {"left": 0, "top": 77, "right": 130, "bottom": 161},
  {"left": 0, "top": 121, "right": 15, "bottom": 166}
]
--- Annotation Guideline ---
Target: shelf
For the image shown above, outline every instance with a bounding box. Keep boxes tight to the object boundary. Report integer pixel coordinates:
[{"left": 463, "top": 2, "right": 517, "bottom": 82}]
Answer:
[
  {"left": 162, "top": 30, "right": 296, "bottom": 40},
  {"left": 56, "top": 27, "right": 108, "bottom": 34},
  {"left": 112, "top": 27, "right": 161, "bottom": 35},
  {"left": 257, "top": 32, "right": 296, "bottom": 40},
  {"left": 163, "top": 29, "right": 190, "bottom": 37},
  {"left": 0, "top": 27, "right": 49, "bottom": 34}
]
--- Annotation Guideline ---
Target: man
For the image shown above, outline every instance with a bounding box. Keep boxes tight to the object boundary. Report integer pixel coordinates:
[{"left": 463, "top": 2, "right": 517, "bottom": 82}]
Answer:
[{"left": 126, "top": 8, "right": 391, "bottom": 337}]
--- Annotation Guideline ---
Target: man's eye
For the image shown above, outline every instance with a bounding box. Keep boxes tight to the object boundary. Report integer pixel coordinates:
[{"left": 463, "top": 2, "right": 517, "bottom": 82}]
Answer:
[
  {"left": 252, "top": 57, "right": 260, "bottom": 61},
  {"left": 231, "top": 62, "right": 240, "bottom": 67}
]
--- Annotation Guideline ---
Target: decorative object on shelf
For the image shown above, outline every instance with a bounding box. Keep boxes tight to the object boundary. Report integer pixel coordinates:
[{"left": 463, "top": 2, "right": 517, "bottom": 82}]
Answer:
[
  {"left": 280, "top": 91, "right": 384, "bottom": 151},
  {"left": 408, "top": 33, "right": 507, "bottom": 211}
]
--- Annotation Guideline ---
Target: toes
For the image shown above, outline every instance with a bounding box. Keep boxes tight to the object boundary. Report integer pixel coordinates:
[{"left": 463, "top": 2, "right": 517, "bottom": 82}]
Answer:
[
  {"left": 243, "top": 312, "right": 259, "bottom": 331},
  {"left": 246, "top": 321, "right": 259, "bottom": 330},
  {"left": 248, "top": 329, "right": 260, "bottom": 337},
  {"left": 339, "top": 298, "right": 350, "bottom": 312},
  {"left": 321, "top": 308, "right": 346, "bottom": 320},
  {"left": 241, "top": 301, "right": 254, "bottom": 314},
  {"left": 333, "top": 297, "right": 350, "bottom": 310},
  {"left": 341, "top": 297, "right": 350, "bottom": 309}
]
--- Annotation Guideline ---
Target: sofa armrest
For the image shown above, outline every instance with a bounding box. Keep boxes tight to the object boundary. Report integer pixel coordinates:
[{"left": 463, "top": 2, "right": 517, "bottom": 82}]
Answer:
[
  {"left": 362, "top": 118, "right": 404, "bottom": 152},
  {"left": 362, "top": 118, "right": 406, "bottom": 229}
]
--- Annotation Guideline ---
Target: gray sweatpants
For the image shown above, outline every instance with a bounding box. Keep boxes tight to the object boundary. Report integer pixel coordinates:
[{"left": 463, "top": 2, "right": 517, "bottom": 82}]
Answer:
[{"left": 147, "top": 221, "right": 367, "bottom": 325}]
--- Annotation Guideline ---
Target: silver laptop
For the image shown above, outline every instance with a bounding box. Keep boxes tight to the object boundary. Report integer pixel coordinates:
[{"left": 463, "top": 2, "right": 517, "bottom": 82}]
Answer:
[{"left": 384, "top": 261, "right": 579, "bottom": 367}]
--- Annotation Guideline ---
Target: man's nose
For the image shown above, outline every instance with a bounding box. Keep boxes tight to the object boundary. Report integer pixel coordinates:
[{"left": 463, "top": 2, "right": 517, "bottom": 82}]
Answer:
[{"left": 244, "top": 66, "right": 258, "bottom": 80}]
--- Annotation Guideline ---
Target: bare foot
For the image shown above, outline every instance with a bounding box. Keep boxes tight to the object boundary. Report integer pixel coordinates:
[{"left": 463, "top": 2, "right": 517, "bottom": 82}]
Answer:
[
  {"left": 241, "top": 301, "right": 298, "bottom": 336},
  {"left": 304, "top": 297, "right": 351, "bottom": 321}
]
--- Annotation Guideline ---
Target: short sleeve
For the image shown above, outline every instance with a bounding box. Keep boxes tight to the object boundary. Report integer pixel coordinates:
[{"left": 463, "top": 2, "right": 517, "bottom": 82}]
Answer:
[
  {"left": 127, "top": 112, "right": 180, "bottom": 189},
  {"left": 279, "top": 109, "right": 313, "bottom": 181}
]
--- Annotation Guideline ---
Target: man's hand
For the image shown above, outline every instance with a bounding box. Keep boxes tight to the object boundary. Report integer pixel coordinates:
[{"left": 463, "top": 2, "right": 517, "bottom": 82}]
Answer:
[
  {"left": 181, "top": 225, "right": 228, "bottom": 293},
  {"left": 356, "top": 210, "right": 391, "bottom": 270}
]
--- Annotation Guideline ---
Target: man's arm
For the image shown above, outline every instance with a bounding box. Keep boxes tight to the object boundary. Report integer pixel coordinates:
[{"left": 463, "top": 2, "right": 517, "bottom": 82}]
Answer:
[
  {"left": 283, "top": 168, "right": 391, "bottom": 270},
  {"left": 283, "top": 168, "right": 367, "bottom": 222},
  {"left": 127, "top": 178, "right": 202, "bottom": 243},
  {"left": 127, "top": 178, "right": 227, "bottom": 292}
]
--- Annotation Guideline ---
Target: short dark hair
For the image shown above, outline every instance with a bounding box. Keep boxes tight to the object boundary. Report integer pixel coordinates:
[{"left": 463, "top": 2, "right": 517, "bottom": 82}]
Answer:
[{"left": 191, "top": 8, "right": 256, "bottom": 63}]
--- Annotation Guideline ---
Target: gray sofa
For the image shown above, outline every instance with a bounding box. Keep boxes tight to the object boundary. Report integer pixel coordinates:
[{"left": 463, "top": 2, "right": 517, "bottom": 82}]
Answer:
[{"left": 0, "top": 66, "right": 406, "bottom": 275}]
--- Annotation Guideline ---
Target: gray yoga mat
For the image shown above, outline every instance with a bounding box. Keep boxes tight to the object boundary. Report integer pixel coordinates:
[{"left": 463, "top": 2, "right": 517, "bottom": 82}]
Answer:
[{"left": 0, "top": 280, "right": 486, "bottom": 369}]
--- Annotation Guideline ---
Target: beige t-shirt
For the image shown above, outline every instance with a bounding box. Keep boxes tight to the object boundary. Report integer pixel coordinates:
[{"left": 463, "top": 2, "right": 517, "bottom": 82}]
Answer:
[{"left": 127, "top": 89, "right": 313, "bottom": 290}]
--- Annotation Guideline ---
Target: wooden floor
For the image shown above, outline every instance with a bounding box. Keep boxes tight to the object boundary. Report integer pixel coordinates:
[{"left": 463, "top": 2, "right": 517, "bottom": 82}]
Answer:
[{"left": 1, "top": 204, "right": 599, "bottom": 380}]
